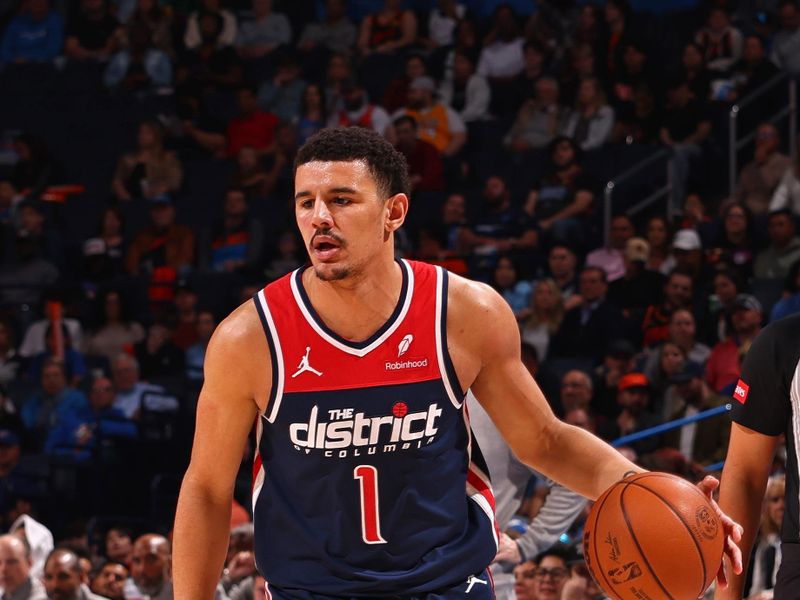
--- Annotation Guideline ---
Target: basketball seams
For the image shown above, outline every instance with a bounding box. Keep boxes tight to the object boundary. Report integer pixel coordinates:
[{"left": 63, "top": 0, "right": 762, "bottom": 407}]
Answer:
[
  {"left": 626, "top": 479, "right": 709, "bottom": 598},
  {"left": 589, "top": 483, "right": 628, "bottom": 600},
  {"left": 619, "top": 484, "right": 676, "bottom": 600}
]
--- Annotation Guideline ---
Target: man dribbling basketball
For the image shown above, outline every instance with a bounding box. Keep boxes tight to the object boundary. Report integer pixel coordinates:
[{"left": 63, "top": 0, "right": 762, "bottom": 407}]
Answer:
[{"left": 172, "top": 127, "right": 742, "bottom": 599}]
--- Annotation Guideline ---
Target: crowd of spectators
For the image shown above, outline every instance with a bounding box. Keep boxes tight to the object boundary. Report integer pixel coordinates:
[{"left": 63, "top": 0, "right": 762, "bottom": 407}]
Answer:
[{"left": 1, "top": 0, "right": 800, "bottom": 597}]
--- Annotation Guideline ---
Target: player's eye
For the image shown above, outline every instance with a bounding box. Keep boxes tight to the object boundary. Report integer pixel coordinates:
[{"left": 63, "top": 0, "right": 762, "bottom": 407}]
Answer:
[{"left": 333, "top": 197, "right": 350, "bottom": 205}]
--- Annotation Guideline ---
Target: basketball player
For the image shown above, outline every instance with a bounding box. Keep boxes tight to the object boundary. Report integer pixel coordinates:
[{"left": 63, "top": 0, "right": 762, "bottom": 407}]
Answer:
[
  {"left": 716, "top": 313, "right": 800, "bottom": 599},
  {"left": 173, "top": 128, "right": 741, "bottom": 599}
]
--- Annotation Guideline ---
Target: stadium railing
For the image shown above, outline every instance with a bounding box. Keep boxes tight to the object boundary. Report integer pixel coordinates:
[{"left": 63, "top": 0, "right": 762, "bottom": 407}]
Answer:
[{"left": 612, "top": 403, "right": 732, "bottom": 473}]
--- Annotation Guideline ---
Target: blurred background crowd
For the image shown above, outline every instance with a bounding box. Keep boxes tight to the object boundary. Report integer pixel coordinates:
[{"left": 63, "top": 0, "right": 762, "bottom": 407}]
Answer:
[{"left": 0, "top": 0, "right": 797, "bottom": 597}]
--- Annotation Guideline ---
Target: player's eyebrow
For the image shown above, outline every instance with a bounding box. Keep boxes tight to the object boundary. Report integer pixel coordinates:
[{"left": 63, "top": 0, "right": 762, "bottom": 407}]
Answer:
[{"left": 294, "top": 187, "right": 358, "bottom": 200}]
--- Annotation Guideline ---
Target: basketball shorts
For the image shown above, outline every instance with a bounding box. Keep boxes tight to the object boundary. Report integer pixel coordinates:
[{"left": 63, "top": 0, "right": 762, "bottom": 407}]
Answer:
[{"left": 263, "top": 568, "right": 495, "bottom": 600}]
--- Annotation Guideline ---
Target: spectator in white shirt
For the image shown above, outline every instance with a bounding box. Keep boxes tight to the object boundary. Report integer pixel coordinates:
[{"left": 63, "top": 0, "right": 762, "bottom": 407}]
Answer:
[
  {"left": 424, "top": 0, "right": 466, "bottom": 48},
  {"left": 477, "top": 4, "right": 524, "bottom": 79},
  {"left": 439, "top": 48, "right": 490, "bottom": 122}
]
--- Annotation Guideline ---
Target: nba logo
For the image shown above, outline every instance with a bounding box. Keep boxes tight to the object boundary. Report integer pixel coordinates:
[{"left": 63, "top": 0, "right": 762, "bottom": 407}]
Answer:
[{"left": 733, "top": 380, "right": 749, "bottom": 404}]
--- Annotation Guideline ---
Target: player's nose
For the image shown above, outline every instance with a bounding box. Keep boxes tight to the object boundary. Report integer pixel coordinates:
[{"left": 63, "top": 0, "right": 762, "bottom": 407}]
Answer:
[{"left": 311, "top": 198, "right": 332, "bottom": 228}]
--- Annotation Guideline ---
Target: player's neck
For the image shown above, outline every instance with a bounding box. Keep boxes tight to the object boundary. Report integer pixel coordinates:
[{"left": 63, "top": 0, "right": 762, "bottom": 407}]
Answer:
[{"left": 303, "top": 258, "right": 403, "bottom": 342}]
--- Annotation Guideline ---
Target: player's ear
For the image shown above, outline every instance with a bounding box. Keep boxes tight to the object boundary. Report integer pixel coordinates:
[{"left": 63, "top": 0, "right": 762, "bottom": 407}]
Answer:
[{"left": 384, "top": 193, "right": 408, "bottom": 233}]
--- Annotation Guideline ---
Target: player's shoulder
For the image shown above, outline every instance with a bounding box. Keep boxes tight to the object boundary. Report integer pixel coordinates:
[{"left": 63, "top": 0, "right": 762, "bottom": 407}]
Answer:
[
  {"left": 446, "top": 271, "right": 512, "bottom": 317},
  {"left": 207, "top": 298, "right": 268, "bottom": 360},
  {"left": 446, "top": 271, "right": 519, "bottom": 353}
]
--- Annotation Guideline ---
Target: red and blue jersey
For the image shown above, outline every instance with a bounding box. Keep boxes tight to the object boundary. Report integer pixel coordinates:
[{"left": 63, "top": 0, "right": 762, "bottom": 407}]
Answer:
[{"left": 251, "top": 259, "right": 498, "bottom": 596}]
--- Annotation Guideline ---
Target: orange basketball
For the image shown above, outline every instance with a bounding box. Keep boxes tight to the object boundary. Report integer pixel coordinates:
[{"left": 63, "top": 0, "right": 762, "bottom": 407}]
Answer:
[{"left": 582, "top": 472, "right": 724, "bottom": 600}]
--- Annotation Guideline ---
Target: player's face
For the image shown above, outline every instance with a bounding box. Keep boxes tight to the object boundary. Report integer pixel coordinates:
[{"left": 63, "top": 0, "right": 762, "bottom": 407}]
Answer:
[{"left": 295, "top": 160, "right": 401, "bottom": 282}]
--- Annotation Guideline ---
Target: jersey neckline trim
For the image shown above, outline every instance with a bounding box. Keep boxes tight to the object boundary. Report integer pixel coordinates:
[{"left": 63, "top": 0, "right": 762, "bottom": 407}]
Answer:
[{"left": 290, "top": 259, "right": 414, "bottom": 357}]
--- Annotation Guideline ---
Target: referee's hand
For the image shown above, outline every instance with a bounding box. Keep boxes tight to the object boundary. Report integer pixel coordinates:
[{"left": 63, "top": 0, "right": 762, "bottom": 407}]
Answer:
[{"left": 696, "top": 475, "right": 744, "bottom": 591}]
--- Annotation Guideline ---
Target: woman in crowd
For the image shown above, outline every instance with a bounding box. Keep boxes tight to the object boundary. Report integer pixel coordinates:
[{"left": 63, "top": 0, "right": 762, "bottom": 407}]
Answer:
[
  {"left": 644, "top": 215, "right": 675, "bottom": 274},
  {"left": 111, "top": 120, "right": 183, "bottom": 202},
  {"left": 521, "top": 278, "right": 565, "bottom": 362},
  {"left": 356, "top": 0, "right": 416, "bottom": 56},
  {"left": 295, "top": 83, "right": 327, "bottom": 146},
  {"left": 491, "top": 256, "right": 533, "bottom": 322},
  {"left": 707, "top": 199, "right": 760, "bottom": 281},
  {"left": 709, "top": 266, "right": 743, "bottom": 344},
  {"left": 83, "top": 289, "right": 146, "bottom": 364}
]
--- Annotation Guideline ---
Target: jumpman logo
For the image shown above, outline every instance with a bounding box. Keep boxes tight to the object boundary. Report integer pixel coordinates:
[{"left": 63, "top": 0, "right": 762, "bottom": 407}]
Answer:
[
  {"left": 465, "top": 575, "right": 487, "bottom": 593},
  {"left": 292, "top": 346, "right": 323, "bottom": 378}
]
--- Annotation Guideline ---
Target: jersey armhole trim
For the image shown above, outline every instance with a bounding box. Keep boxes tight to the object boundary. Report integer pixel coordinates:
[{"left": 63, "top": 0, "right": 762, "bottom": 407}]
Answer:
[
  {"left": 435, "top": 266, "right": 465, "bottom": 409},
  {"left": 253, "top": 290, "right": 285, "bottom": 422}
]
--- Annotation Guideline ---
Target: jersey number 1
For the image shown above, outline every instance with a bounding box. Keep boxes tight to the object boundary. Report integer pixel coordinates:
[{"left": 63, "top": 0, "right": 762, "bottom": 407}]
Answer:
[{"left": 353, "top": 465, "right": 387, "bottom": 544}]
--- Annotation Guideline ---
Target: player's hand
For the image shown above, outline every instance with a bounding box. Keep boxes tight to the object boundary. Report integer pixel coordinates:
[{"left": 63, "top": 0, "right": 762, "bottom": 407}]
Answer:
[
  {"left": 493, "top": 532, "right": 521, "bottom": 564},
  {"left": 696, "top": 475, "right": 743, "bottom": 589}
]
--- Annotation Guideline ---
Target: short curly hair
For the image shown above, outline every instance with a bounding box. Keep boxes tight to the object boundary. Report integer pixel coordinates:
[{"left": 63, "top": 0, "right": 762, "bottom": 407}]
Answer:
[{"left": 295, "top": 127, "right": 410, "bottom": 199}]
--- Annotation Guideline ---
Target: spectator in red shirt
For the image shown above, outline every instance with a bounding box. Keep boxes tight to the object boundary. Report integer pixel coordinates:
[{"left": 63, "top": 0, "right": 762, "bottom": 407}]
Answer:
[
  {"left": 226, "top": 85, "right": 279, "bottom": 157},
  {"left": 705, "top": 293, "right": 762, "bottom": 393},
  {"left": 393, "top": 115, "right": 443, "bottom": 193}
]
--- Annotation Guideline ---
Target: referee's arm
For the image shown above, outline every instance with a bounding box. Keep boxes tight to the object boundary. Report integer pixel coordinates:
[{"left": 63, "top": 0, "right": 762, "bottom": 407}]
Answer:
[{"left": 715, "top": 424, "right": 780, "bottom": 599}]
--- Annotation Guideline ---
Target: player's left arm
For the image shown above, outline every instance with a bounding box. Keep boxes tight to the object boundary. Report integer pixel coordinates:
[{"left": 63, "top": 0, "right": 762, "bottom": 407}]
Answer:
[
  {"left": 453, "top": 277, "right": 641, "bottom": 499},
  {"left": 452, "top": 277, "right": 743, "bottom": 578}
]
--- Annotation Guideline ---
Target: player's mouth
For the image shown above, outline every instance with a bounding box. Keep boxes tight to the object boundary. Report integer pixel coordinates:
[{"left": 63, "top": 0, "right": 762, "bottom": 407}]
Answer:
[{"left": 311, "top": 235, "right": 343, "bottom": 261}]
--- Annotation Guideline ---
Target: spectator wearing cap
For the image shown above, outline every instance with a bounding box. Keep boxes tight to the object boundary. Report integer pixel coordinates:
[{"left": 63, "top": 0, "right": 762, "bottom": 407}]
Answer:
[
  {"left": 641, "top": 267, "right": 695, "bottom": 348},
  {"left": 598, "top": 372, "right": 661, "bottom": 455},
  {"left": 706, "top": 293, "right": 763, "bottom": 393},
  {"left": 504, "top": 77, "right": 565, "bottom": 153},
  {"left": 608, "top": 236, "right": 666, "bottom": 322},
  {"left": 111, "top": 120, "right": 182, "bottom": 203},
  {"left": 735, "top": 123, "right": 791, "bottom": 217},
  {"left": 0, "top": 0, "right": 63, "bottom": 64},
  {"left": 754, "top": 209, "right": 800, "bottom": 280},
  {"left": 328, "top": 78, "right": 392, "bottom": 139},
  {"left": 393, "top": 76, "right": 467, "bottom": 157},
  {"left": 44, "top": 375, "right": 136, "bottom": 463},
  {"left": 585, "top": 214, "right": 635, "bottom": 282},
  {"left": 0, "top": 533, "right": 47, "bottom": 600},
  {"left": 671, "top": 228, "right": 705, "bottom": 283},
  {"left": 439, "top": 48, "right": 491, "bottom": 123},
  {"left": 392, "top": 116, "right": 444, "bottom": 194},
  {"left": 549, "top": 266, "right": 632, "bottom": 365},
  {"left": 21, "top": 358, "right": 88, "bottom": 451},
  {"left": 125, "top": 193, "right": 195, "bottom": 279},
  {"left": 662, "top": 361, "right": 730, "bottom": 466}
]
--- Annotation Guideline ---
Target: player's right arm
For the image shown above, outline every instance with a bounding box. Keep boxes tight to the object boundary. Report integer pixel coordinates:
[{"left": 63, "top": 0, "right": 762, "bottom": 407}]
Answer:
[
  {"left": 173, "top": 302, "right": 268, "bottom": 600},
  {"left": 714, "top": 425, "right": 780, "bottom": 599}
]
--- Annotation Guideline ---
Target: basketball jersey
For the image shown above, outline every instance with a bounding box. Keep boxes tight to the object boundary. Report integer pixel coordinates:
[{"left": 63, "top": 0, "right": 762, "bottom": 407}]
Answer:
[{"left": 251, "top": 259, "right": 498, "bottom": 596}]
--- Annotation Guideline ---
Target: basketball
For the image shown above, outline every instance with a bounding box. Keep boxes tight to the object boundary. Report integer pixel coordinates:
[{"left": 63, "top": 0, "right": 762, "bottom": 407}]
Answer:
[{"left": 582, "top": 472, "right": 724, "bottom": 600}]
